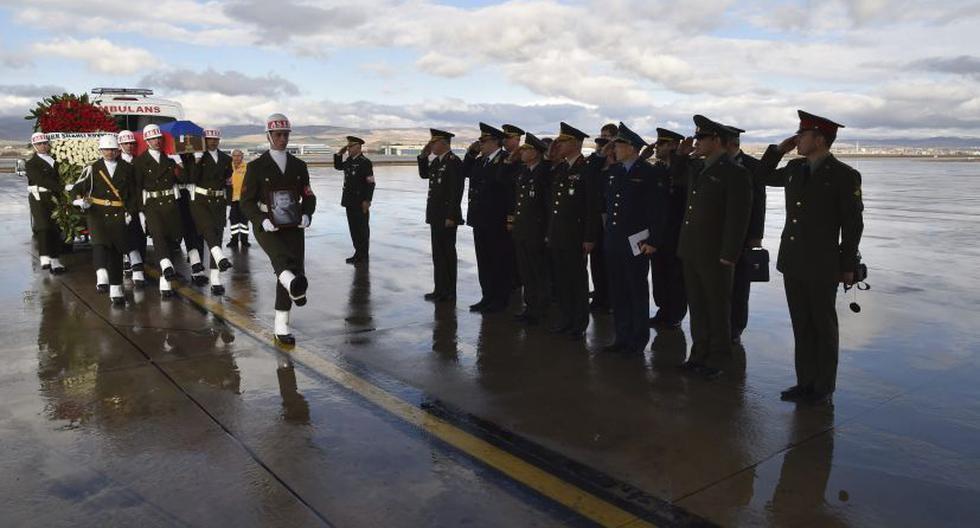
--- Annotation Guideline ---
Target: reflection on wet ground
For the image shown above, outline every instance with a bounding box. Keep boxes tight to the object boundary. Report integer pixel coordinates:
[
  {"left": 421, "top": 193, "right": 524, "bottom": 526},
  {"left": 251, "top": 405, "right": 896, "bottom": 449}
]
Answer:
[{"left": 1, "top": 159, "right": 979, "bottom": 527}]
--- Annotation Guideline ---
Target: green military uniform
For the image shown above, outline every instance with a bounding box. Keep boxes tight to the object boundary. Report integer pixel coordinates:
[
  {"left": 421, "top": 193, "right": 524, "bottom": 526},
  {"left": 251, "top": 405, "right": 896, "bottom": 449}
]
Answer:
[
  {"left": 547, "top": 122, "right": 600, "bottom": 338},
  {"left": 758, "top": 111, "right": 864, "bottom": 398},
  {"left": 240, "top": 149, "right": 317, "bottom": 311},
  {"left": 133, "top": 149, "right": 186, "bottom": 278},
  {"left": 190, "top": 149, "right": 233, "bottom": 271},
  {"left": 418, "top": 129, "right": 464, "bottom": 301},
  {"left": 72, "top": 158, "right": 140, "bottom": 294},
  {"left": 25, "top": 153, "right": 64, "bottom": 263},
  {"left": 509, "top": 133, "right": 551, "bottom": 323},
  {"left": 333, "top": 137, "right": 375, "bottom": 262},
  {"left": 676, "top": 116, "right": 753, "bottom": 374}
]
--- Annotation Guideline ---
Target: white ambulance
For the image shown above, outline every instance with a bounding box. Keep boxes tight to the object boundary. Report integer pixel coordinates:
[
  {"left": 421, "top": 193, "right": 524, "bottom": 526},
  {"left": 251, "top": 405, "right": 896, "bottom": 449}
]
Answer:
[{"left": 90, "top": 87, "right": 185, "bottom": 131}]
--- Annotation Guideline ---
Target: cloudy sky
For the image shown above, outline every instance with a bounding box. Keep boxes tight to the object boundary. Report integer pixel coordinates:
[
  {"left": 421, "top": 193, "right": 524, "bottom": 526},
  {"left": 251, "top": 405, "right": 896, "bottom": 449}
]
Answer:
[{"left": 1, "top": 0, "right": 979, "bottom": 141}]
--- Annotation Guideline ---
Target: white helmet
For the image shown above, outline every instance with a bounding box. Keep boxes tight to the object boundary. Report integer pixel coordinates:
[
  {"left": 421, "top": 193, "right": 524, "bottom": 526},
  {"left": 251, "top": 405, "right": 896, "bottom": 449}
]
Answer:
[
  {"left": 117, "top": 130, "right": 136, "bottom": 144},
  {"left": 266, "top": 113, "right": 291, "bottom": 132},
  {"left": 203, "top": 127, "right": 221, "bottom": 139},
  {"left": 143, "top": 124, "right": 163, "bottom": 140},
  {"left": 99, "top": 134, "right": 119, "bottom": 150},
  {"left": 31, "top": 132, "right": 48, "bottom": 145}
]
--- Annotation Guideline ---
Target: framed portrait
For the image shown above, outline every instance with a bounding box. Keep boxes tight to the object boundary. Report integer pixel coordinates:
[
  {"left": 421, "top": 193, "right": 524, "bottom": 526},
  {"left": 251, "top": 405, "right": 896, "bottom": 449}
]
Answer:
[{"left": 268, "top": 189, "right": 301, "bottom": 228}]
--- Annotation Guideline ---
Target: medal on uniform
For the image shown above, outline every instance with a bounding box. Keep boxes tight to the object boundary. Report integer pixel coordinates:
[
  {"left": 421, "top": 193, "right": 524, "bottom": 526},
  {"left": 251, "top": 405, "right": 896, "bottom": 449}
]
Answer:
[{"left": 569, "top": 188, "right": 575, "bottom": 196}]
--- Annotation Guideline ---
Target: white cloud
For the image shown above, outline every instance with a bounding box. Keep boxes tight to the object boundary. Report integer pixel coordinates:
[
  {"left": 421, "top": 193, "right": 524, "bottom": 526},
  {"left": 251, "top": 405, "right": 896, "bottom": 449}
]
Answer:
[{"left": 30, "top": 38, "right": 155, "bottom": 75}]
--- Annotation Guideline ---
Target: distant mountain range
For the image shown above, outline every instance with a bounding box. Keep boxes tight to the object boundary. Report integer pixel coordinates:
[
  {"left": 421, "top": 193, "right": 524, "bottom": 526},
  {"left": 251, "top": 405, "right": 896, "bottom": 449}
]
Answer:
[{"left": 2, "top": 116, "right": 979, "bottom": 149}]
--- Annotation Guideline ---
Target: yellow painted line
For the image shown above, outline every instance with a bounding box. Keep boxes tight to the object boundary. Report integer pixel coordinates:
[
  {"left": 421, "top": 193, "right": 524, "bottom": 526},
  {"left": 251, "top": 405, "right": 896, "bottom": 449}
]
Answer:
[{"left": 158, "top": 272, "right": 655, "bottom": 528}]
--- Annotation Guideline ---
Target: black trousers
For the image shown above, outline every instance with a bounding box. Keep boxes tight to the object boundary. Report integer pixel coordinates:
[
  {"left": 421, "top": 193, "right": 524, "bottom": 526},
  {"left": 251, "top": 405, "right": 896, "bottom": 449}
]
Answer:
[
  {"left": 606, "top": 238, "right": 651, "bottom": 350},
  {"left": 589, "top": 228, "right": 609, "bottom": 306},
  {"left": 30, "top": 196, "right": 61, "bottom": 258},
  {"left": 514, "top": 238, "right": 550, "bottom": 319},
  {"left": 651, "top": 250, "right": 687, "bottom": 325},
  {"left": 683, "top": 258, "right": 734, "bottom": 367},
  {"left": 784, "top": 275, "right": 840, "bottom": 394},
  {"left": 430, "top": 224, "right": 457, "bottom": 297},
  {"left": 228, "top": 202, "right": 249, "bottom": 237},
  {"left": 99, "top": 245, "right": 124, "bottom": 285},
  {"left": 125, "top": 215, "right": 147, "bottom": 259},
  {"left": 345, "top": 206, "right": 370, "bottom": 257},
  {"left": 472, "top": 225, "right": 512, "bottom": 308},
  {"left": 254, "top": 227, "right": 306, "bottom": 311},
  {"left": 177, "top": 191, "right": 204, "bottom": 258},
  {"left": 551, "top": 246, "right": 590, "bottom": 333},
  {"left": 731, "top": 250, "right": 752, "bottom": 338}
]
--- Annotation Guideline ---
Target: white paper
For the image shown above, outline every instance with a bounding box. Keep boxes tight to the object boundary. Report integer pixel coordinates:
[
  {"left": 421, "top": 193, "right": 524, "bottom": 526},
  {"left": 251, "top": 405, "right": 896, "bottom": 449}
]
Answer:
[{"left": 628, "top": 229, "right": 649, "bottom": 256}]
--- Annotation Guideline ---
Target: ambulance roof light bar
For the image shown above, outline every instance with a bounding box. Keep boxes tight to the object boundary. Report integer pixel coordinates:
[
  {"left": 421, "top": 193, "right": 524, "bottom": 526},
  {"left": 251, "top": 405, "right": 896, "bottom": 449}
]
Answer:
[{"left": 91, "top": 88, "right": 154, "bottom": 96}]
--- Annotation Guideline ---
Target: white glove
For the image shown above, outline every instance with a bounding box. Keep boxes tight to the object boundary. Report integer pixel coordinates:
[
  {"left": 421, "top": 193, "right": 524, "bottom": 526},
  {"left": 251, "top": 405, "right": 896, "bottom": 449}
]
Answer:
[
  {"left": 125, "top": 213, "right": 132, "bottom": 225},
  {"left": 194, "top": 152, "right": 203, "bottom": 160},
  {"left": 299, "top": 215, "right": 310, "bottom": 229},
  {"left": 72, "top": 198, "right": 90, "bottom": 210},
  {"left": 64, "top": 184, "right": 74, "bottom": 192},
  {"left": 262, "top": 218, "right": 278, "bottom": 232}
]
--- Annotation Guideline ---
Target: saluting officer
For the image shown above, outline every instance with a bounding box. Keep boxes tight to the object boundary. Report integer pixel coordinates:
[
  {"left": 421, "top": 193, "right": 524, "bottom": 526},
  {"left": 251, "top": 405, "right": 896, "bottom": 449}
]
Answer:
[
  {"left": 547, "top": 122, "right": 600, "bottom": 340},
  {"left": 240, "top": 114, "right": 317, "bottom": 345},
  {"left": 134, "top": 123, "right": 186, "bottom": 298},
  {"left": 675, "top": 115, "right": 753, "bottom": 379},
  {"left": 602, "top": 123, "right": 667, "bottom": 354},
  {"left": 25, "top": 132, "right": 67, "bottom": 274},
  {"left": 465, "top": 123, "right": 512, "bottom": 313},
  {"left": 190, "top": 127, "right": 234, "bottom": 295},
  {"left": 648, "top": 128, "right": 688, "bottom": 328},
  {"left": 117, "top": 130, "right": 147, "bottom": 288},
  {"left": 724, "top": 125, "right": 766, "bottom": 344},
  {"left": 419, "top": 129, "right": 464, "bottom": 302},
  {"left": 509, "top": 133, "right": 551, "bottom": 325},
  {"left": 333, "top": 135, "right": 375, "bottom": 264},
  {"left": 70, "top": 134, "right": 139, "bottom": 305},
  {"left": 758, "top": 110, "right": 864, "bottom": 405}
]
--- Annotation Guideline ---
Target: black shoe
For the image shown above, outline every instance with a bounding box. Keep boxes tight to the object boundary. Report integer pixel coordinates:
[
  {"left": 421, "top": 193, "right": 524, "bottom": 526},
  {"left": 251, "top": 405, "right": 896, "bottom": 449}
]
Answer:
[
  {"left": 210, "top": 284, "right": 225, "bottom": 295},
  {"left": 161, "top": 290, "right": 175, "bottom": 299},
  {"left": 345, "top": 255, "right": 357, "bottom": 264},
  {"left": 218, "top": 258, "right": 232, "bottom": 272},
  {"left": 163, "top": 266, "right": 176, "bottom": 280},
  {"left": 97, "top": 284, "right": 109, "bottom": 293},
  {"left": 699, "top": 365, "right": 723, "bottom": 380},
  {"left": 780, "top": 385, "right": 810, "bottom": 402},
  {"left": 288, "top": 275, "right": 308, "bottom": 298},
  {"left": 132, "top": 262, "right": 144, "bottom": 272},
  {"left": 239, "top": 236, "right": 251, "bottom": 248},
  {"left": 40, "top": 263, "right": 50, "bottom": 270},
  {"left": 226, "top": 235, "right": 239, "bottom": 249},
  {"left": 191, "top": 262, "right": 204, "bottom": 274},
  {"left": 275, "top": 333, "right": 296, "bottom": 346},
  {"left": 549, "top": 323, "right": 570, "bottom": 334},
  {"left": 589, "top": 301, "right": 610, "bottom": 314},
  {"left": 602, "top": 342, "right": 626, "bottom": 353},
  {"left": 123, "top": 261, "right": 132, "bottom": 272},
  {"left": 111, "top": 296, "right": 125, "bottom": 306},
  {"left": 649, "top": 316, "right": 662, "bottom": 327},
  {"left": 424, "top": 291, "right": 440, "bottom": 301},
  {"left": 192, "top": 275, "right": 209, "bottom": 287},
  {"left": 469, "top": 300, "right": 488, "bottom": 312},
  {"left": 294, "top": 296, "right": 307, "bottom": 307},
  {"left": 50, "top": 266, "right": 67, "bottom": 275}
]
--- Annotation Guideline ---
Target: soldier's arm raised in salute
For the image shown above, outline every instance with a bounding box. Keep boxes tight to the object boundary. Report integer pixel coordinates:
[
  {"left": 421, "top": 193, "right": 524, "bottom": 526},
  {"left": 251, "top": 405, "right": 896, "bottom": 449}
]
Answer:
[
  {"left": 333, "top": 146, "right": 347, "bottom": 171},
  {"left": 757, "top": 135, "right": 799, "bottom": 187}
]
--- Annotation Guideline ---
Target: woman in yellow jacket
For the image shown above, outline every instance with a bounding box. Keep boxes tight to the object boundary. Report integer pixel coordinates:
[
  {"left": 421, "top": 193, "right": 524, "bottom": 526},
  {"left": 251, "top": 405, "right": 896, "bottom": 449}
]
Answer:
[{"left": 226, "top": 149, "right": 251, "bottom": 249}]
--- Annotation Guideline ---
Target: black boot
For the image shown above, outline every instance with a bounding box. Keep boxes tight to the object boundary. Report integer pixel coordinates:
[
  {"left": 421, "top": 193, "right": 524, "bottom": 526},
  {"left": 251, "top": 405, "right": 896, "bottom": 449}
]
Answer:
[
  {"left": 226, "top": 234, "right": 239, "bottom": 249},
  {"left": 239, "top": 234, "right": 251, "bottom": 248}
]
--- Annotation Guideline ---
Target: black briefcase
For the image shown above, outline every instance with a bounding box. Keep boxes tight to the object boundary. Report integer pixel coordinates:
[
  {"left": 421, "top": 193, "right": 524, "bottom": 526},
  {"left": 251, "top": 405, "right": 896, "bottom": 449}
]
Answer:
[{"left": 745, "top": 248, "right": 770, "bottom": 282}]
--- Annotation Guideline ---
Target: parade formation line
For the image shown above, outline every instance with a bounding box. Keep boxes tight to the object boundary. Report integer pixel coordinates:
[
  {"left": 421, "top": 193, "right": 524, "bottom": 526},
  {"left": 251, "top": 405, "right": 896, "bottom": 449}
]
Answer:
[{"left": 136, "top": 265, "right": 711, "bottom": 528}]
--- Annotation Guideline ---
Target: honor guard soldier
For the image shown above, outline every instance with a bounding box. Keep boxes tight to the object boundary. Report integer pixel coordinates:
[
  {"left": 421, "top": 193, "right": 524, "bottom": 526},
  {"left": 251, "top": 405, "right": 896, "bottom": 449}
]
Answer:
[
  {"left": 333, "top": 135, "right": 375, "bottom": 264},
  {"left": 227, "top": 149, "right": 251, "bottom": 249},
  {"left": 418, "top": 129, "right": 464, "bottom": 302},
  {"left": 675, "top": 115, "right": 753, "bottom": 378},
  {"left": 240, "top": 114, "right": 316, "bottom": 345},
  {"left": 758, "top": 110, "right": 864, "bottom": 405},
  {"left": 177, "top": 148, "right": 207, "bottom": 286},
  {"left": 25, "top": 132, "right": 67, "bottom": 274},
  {"left": 70, "top": 134, "right": 139, "bottom": 305},
  {"left": 464, "top": 123, "right": 513, "bottom": 313},
  {"left": 509, "top": 133, "right": 551, "bottom": 325},
  {"left": 648, "top": 128, "right": 688, "bottom": 328},
  {"left": 134, "top": 123, "right": 187, "bottom": 298},
  {"left": 585, "top": 123, "right": 618, "bottom": 313},
  {"left": 117, "top": 130, "right": 147, "bottom": 287},
  {"left": 190, "top": 127, "right": 234, "bottom": 295},
  {"left": 724, "top": 125, "right": 766, "bottom": 344},
  {"left": 602, "top": 123, "right": 667, "bottom": 354},
  {"left": 547, "top": 122, "right": 600, "bottom": 340}
]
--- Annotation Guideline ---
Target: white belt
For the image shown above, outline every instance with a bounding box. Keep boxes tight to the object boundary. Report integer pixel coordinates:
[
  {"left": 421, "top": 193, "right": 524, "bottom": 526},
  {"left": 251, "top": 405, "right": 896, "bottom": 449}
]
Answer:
[
  {"left": 177, "top": 183, "right": 195, "bottom": 191},
  {"left": 194, "top": 186, "right": 225, "bottom": 198},
  {"left": 143, "top": 189, "right": 176, "bottom": 205}
]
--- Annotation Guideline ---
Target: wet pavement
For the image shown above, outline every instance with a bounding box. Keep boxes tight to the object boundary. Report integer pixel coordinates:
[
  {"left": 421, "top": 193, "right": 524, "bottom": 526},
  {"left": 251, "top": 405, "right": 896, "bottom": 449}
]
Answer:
[{"left": 1, "top": 158, "right": 979, "bottom": 527}]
